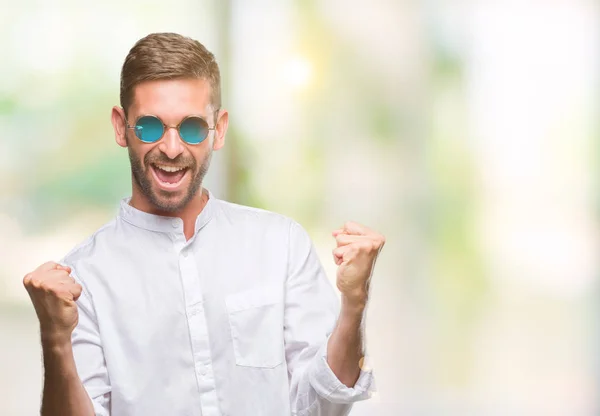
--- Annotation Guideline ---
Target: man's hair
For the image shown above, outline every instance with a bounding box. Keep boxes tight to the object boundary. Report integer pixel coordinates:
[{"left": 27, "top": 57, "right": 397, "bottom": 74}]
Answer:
[{"left": 120, "top": 32, "right": 221, "bottom": 117}]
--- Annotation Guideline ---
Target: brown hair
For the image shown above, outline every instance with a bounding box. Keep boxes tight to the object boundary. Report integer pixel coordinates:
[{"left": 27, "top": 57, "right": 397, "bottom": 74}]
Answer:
[{"left": 120, "top": 32, "right": 221, "bottom": 117}]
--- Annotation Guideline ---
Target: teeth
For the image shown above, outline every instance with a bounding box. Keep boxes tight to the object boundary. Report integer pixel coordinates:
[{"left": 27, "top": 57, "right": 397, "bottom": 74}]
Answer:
[{"left": 155, "top": 164, "right": 185, "bottom": 172}]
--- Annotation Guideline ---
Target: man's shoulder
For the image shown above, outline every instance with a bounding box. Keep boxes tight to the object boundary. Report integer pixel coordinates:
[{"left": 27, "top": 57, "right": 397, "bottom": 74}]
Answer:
[
  {"left": 59, "top": 218, "right": 119, "bottom": 268},
  {"left": 215, "top": 198, "right": 295, "bottom": 229}
]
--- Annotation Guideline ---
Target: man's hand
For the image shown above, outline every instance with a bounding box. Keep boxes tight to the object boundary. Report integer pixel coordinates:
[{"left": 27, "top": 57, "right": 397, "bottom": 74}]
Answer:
[
  {"left": 23, "top": 261, "right": 82, "bottom": 345},
  {"left": 332, "top": 221, "right": 385, "bottom": 307}
]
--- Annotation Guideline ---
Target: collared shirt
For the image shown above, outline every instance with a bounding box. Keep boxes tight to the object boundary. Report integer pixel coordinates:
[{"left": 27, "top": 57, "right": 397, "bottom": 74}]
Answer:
[{"left": 61, "top": 190, "right": 373, "bottom": 416}]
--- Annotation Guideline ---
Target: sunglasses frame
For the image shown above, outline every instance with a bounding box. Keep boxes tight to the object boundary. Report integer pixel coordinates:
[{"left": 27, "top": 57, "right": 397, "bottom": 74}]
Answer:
[{"left": 125, "top": 114, "right": 217, "bottom": 145}]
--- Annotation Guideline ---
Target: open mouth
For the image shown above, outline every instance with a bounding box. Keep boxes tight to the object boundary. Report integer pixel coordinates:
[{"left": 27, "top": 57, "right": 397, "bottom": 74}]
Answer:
[{"left": 150, "top": 164, "right": 190, "bottom": 189}]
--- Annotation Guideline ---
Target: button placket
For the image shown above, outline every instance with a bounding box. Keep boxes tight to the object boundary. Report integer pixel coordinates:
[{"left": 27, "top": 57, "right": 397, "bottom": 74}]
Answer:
[
  {"left": 176, "top": 240, "right": 218, "bottom": 415},
  {"left": 196, "top": 363, "right": 207, "bottom": 376}
]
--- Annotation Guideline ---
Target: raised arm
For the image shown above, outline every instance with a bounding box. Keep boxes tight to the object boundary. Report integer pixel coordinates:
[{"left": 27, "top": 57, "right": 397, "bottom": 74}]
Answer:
[
  {"left": 23, "top": 261, "right": 95, "bottom": 416},
  {"left": 284, "top": 221, "right": 383, "bottom": 415}
]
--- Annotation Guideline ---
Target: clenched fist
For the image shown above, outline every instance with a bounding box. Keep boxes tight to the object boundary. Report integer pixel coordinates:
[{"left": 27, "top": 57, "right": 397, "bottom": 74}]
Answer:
[
  {"left": 332, "top": 222, "right": 385, "bottom": 305},
  {"left": 23, "top": 261, "right": 82, "bottom": 345}
]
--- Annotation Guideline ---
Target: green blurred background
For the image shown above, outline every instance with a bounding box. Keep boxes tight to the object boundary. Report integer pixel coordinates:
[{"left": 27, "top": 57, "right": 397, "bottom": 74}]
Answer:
[{"left": 1, "top": 0, "right": 599, "bottom": 414}]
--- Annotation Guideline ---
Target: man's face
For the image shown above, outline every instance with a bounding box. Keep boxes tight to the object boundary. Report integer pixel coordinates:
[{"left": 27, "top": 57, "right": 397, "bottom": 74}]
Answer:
[{"left": 124, "top": 78, "right": 217, "bottom": 213}]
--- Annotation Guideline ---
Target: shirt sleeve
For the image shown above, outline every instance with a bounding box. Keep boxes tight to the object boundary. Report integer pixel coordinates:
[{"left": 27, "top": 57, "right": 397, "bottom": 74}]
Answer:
[
  {"left": 284, "top": 221, "right": 374, "bottom": 416},
  {"left": 61, "top": 262, "right": 112, "bottom": 416}
]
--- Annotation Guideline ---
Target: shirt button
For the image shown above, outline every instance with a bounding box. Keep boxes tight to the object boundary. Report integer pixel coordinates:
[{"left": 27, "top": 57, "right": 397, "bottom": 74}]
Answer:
[
  {"left": 197, "top": 364, "right": 207, "bottom": 376},
  {"left": 171, "top": 219, "right": 179, "bottom": 228},
  {"left": 182, "top": 251, "right": 189, "bottom": 258}
]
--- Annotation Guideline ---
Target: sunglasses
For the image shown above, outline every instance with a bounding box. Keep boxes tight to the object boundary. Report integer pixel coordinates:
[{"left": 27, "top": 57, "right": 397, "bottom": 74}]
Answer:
[{"left": 126, "top": 114, "right": 216, "bottom": 145}]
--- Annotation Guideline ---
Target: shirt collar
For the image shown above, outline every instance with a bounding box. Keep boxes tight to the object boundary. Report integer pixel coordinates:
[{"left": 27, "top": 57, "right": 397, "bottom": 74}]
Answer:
[{"left": 118, "top": 188, "right": 216, "bottom": 234}]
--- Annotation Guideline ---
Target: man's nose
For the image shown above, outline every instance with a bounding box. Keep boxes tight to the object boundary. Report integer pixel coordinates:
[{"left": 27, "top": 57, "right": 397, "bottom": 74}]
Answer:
[{"left": 157, "top": 126, "right": 185, "bottom": 159}]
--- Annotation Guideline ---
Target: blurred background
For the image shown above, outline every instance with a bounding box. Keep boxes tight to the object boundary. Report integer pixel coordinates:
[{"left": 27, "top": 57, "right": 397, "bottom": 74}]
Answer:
[{"left": 1, "top": 0, "right": 599, "bottom": 414}]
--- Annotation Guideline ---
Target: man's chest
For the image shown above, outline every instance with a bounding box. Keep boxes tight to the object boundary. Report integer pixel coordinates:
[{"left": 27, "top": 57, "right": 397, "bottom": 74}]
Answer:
[{"left": 85, "top": 237, "right": 288, "bottom": 368}]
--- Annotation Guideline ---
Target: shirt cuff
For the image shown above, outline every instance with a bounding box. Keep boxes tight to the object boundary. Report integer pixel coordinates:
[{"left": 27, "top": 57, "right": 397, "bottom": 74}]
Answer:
[
  {"left": 308, "top": 336, "right": 376, "bottom": 404},
  {"left": 89, "top": 392, "right": 110, "bottom": 416}
]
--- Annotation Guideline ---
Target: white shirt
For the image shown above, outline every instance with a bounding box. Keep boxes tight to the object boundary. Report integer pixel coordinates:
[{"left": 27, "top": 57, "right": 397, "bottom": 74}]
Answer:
[{"left": 61, "top": 190, "right": 373, "bottom": 416}]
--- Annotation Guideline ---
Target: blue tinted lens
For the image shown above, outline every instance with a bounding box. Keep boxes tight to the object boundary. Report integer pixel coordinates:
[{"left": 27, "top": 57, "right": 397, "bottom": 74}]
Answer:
[
  {"left": 135, "top": 116, "right": 164, "bottom": 143},
  {"left": 179, "top": 117, "right": 209, "bottom": 144}
]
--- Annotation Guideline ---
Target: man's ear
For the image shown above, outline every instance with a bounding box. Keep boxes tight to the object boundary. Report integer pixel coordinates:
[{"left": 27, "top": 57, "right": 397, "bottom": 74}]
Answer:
[
  {"left": 111, "top": 106, "right": 128, "bottom": 148},
  {"left": 212, "top": 109, "right": 229, "bottom": 151}
]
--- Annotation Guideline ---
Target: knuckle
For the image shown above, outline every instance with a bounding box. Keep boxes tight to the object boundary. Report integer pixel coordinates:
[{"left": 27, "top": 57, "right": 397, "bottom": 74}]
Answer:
[
  {"left": 22, "top": 273, "right": 32, "bottom": 285},
  {"left": 30, "top": 278, "right": 44, "bottom": 289}
]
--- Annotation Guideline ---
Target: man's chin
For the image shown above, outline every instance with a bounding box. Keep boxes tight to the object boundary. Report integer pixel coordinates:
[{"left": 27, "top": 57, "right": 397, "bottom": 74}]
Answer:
[{"left": 149, "top": 189, "right": 189, "bottom": 213}]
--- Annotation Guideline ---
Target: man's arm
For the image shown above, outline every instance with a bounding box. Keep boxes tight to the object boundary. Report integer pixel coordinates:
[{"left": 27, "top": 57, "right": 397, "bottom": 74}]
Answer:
[
  {"left": 23, "top": 262, "right": 95, "bottom": 416},
  {"left": 326, "top": 299, "right": 365, "bottom": 388},
  {"left": 41, "top": 339, "right": 95, "bottom": 416},
  {"left": 285, "top": 220, "right": 382, "bottom": 416},
  {"left": 327, "top": 221, "right": 385, "bottom": 387}
]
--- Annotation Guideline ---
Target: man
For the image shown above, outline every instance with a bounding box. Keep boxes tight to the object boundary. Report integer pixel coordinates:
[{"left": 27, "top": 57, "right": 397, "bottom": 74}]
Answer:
[{"left": 23, "top": 33, "right": 385, "bottom": 416}]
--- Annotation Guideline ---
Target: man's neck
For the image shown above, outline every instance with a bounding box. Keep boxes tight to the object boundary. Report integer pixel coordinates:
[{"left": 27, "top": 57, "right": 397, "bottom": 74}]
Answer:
[
  {"left": 179, "top": 189, "right": 208, "bottom": 240},
  {"left": 129, "top": 187, "right": 209, "bottom": 241}
]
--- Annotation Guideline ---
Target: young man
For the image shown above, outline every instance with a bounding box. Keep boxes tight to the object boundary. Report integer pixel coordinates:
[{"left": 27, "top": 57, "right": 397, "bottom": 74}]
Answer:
[{"left": 23, "top": 33, "right": 385, "bottom": 416}]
